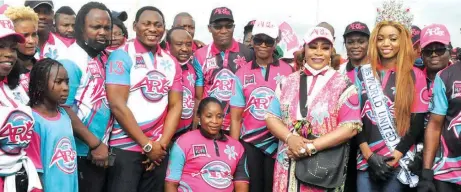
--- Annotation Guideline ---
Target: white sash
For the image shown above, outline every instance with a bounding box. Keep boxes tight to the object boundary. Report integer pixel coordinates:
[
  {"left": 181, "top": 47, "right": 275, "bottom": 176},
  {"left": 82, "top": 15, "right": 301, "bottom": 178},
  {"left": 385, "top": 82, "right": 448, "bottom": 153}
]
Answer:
[{"left": 361, "top": 64, "right": 419, "bottom": 187}]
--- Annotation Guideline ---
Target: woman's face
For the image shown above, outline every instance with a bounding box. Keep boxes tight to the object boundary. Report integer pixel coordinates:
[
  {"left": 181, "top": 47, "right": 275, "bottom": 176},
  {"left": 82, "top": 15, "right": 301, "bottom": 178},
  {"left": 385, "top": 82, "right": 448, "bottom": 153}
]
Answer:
[
  {"left": 199, "top": 102, "right": 224, "bottom": 136},
  {"left": 111, "top": 25, "right": 125, "bottom": 48},
  {"left": 0, "top": 36, "right": 18, "bottom": 78},
  {"left": 15, "top": 20, "right": 38, "bottom": 56},
  {"left": 377, "top": 25, "right": 400, "bottom": 60},
  {"left": 304, "top": 39, "right": 332, "bottom": 70}
]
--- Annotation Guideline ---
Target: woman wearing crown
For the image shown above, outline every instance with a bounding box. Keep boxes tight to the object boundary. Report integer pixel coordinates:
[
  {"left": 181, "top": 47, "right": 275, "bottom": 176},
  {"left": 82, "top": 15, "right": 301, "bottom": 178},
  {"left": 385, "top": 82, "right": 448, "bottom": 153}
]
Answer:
[{"left": 355, "top": 1, "right": 429, "bottom": 191}]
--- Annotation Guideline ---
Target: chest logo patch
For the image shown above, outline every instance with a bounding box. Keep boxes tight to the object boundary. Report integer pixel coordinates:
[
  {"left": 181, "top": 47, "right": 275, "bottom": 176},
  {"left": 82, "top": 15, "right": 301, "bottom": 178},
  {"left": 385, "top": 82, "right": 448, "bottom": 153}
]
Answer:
[
  {"left": 192, "top": 144, "right": 209, "bottom": 158},
  {"left": 247, "top": 87, "right": 275, "bottom": 120}
]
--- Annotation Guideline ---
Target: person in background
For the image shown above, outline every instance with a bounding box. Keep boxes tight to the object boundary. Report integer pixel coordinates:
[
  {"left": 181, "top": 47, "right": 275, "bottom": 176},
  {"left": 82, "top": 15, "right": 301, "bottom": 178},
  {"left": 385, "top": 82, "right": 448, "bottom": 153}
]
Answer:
[
  {"left": 0, "top": 15, "right": 42, "bottom": 192},
  {"left": 165, "top": 97, "right": 249, "bottom": 192},
  {"left": 166, "top": 27, "right": 203, "bottom": 137},
  {"left": 193, "top": 7, "right": 253, "bottom": 133},
  {"left": 243, "top": 20, "right": 255, "bottom": 48},
  {"left": 418, "top": 24, "right": 461, "bottom": 192},
  {"left": 339, "top": 21, "right": 370, "bottom": 82},
  {"left": 266, "top": 26, "right": 362, "bottom": 192},
  {"left": 58, "top": 2, "right": 113, "bottom": 192},
  {"left": 230, "top": 20, "right": 293, "bottom": 192},
  {"left": 412, "top": 25, "right": 424, "bottom": 70},
  {"left": 450, "top": 47, "right": 460, "bottom": 64},
  {"left": 172, "top": 12, "right": 205, "bottom": 52},
  {"left": 4, "top": 6, "right": 39, "bottom": 92},
  {"left": 107, "top": 11, "right": 128, "bottom": 53},
  {"left": 24, "top": 0, "right": 54, "bottom": 59},
  {"left": 105, "top": 6, "right": 183, "bottom": 192},
  {"left": 54, "top": 6, "right": 76, "bottom": 46},
  {"left": 28, "top": 58, "right": 78, "bottom": 192}
]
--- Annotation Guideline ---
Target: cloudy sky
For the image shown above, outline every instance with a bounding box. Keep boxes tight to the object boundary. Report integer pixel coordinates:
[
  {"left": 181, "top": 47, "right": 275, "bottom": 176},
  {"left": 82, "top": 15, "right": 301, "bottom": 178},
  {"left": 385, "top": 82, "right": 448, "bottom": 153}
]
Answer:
[{"left": 5, "top": 0, "right": 461, "bottom": 55}]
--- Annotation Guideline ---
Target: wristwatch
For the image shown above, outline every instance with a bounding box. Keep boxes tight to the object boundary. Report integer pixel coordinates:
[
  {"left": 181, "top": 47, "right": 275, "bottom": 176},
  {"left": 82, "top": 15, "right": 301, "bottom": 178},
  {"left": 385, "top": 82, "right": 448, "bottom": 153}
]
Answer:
[
  {"left": 142, "top": 142, "right": 153, "bottom": 153},
  {"left": 306, "top": 143, "right": 317, "bottom": 155}
]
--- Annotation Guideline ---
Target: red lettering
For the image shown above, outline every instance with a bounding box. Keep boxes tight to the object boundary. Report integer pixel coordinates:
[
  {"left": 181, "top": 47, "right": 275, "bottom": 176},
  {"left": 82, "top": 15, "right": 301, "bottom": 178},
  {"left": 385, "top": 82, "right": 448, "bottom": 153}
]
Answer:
[{"left": 214, "top": 8, "right": 230, "bottom": 15}]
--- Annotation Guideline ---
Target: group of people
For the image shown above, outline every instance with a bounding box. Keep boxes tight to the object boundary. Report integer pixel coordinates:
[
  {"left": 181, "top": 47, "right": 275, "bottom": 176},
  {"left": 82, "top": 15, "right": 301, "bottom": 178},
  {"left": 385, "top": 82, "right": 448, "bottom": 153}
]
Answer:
[{"left": 0, "top": 0, "right": 460, "bottom": 192}]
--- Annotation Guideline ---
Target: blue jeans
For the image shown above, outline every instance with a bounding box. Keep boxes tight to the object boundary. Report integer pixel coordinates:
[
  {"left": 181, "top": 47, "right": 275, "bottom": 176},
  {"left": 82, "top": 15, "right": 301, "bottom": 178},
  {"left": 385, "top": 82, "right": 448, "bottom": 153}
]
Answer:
[{"left": 357, "top": 170, "right": 404, "bottom": 192}]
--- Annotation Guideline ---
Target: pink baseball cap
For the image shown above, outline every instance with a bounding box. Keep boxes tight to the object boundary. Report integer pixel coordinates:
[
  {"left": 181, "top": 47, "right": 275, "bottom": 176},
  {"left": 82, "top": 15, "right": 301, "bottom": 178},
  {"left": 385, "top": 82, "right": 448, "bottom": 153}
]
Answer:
[
  {"left": 0, "top": 15, "right": 25, "bottom": 43},
  {"left": 303, "top": 27, "right": 334, "bottom": 45},
  {"left": 420, "top": 24, "right": 450, "bottom": 49}
]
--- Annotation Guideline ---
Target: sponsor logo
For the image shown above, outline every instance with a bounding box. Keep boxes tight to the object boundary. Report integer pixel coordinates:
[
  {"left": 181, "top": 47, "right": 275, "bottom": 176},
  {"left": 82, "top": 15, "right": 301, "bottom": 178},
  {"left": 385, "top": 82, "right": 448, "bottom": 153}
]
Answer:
[
  {"left": 246, "top": 87, "right": 275, "bottom": 120},
  {"left": 50, "top": 137, "right": 77, "bottom": 174},
  {"left": 192, "top": 144, "right": 208, "bottom": 158},
  {"left": 452, "top": 81, "right": 461, "bottom": 99}
]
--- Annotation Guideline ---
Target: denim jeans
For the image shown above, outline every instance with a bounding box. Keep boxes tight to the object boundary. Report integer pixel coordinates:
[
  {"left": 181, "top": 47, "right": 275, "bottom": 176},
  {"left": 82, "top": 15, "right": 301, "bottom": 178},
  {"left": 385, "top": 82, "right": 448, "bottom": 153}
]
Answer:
[{"left": 357, "top": 170, "right": 404, "bottom": 192}]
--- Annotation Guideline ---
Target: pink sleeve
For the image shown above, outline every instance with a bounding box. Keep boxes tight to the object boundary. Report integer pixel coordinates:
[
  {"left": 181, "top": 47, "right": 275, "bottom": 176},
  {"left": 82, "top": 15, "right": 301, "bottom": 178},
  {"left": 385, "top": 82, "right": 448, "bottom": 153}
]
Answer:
[
  {"left": 170, "top": 59, "right": 183, "bottom": 92},
  {"left": 411, "top": 69, "right": 429, "bottom": 113},
  {"left": 25, "top": 131, "right": 43, "bottom": 172},
  {"left": 337, "top": 92, "right": 361, "bottom": 124}
]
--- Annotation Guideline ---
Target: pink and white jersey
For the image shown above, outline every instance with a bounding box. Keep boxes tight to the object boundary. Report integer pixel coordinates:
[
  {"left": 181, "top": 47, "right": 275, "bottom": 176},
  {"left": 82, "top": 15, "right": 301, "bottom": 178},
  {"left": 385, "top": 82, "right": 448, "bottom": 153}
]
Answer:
[
  {"left": 178, "top": 61, "right": 199, "bottom": 134},
  {"left": 192, "top": 40, "right": 253, "bottom": 131},
  {"left": 38, "top": 33, "right": 75, "bottom": 60},
  {"left": 166, "top": 130, "right": 249, "bottom": 192},
  {"left": 230, "top": 59, "right": 293, "bottom": 156},
  {"left": 106, "top": 39, "right": 182, "bottom": 152}
]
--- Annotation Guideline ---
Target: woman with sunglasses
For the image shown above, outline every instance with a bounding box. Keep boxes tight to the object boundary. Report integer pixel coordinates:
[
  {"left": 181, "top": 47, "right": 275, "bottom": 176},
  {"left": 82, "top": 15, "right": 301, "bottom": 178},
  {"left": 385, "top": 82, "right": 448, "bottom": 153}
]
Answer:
[
  {"left": 265, "top": 26, "right": 362, "bottom": 192},
  {"left": 229, "top": 20, "right": 293, "bottom": 192},
  {"left": 0, "top": 15, "right": 42, "bottom": 192},
  {"left": 419, "top": 24, "right": 460, "bottom": 192},
  {"left": 355, "top": 3, "right": 428, "bottom": 191}
]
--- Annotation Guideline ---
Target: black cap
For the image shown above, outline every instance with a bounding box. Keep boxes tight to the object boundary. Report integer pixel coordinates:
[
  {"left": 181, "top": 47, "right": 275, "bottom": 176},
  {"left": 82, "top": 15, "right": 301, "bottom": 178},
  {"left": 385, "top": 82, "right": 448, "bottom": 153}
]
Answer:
[
  {"left": 209, "top": 7, "right": 233, "bottom": 24},
  {"left": 343, "top": 21, "right": 370, "bottom": 38},
  {"left": 24, "top": 0, "right": 53, "bottom": 9},
  {"left": 244, "top": 20, "right": 255, "bottom": 32},
  {"left": 411, "top": 25, "right": 421, "bottom": 46},
  {"left": 112, "top": 11, "right": 128, "bottom": 22}
]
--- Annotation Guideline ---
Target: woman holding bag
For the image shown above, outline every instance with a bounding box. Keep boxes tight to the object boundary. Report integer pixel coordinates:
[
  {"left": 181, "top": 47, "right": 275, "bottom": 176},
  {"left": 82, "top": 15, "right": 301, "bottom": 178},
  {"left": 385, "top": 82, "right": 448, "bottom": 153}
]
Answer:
[{"left": 265, "top": 26, "right": 362, "bottom": 192}]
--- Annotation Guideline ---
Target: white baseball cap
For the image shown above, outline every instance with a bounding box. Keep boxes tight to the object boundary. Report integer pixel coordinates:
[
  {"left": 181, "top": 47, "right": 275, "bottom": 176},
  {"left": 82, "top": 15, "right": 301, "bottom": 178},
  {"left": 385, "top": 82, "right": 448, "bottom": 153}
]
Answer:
[
  {"left": 252, "top": 20, "right": 279, "bottom": 39},
  {"left": 303, "top": 27, "right": 333, "bottom": 45},
  {"left": 0, "top": 15, "right": 25, "bottom": 43}
]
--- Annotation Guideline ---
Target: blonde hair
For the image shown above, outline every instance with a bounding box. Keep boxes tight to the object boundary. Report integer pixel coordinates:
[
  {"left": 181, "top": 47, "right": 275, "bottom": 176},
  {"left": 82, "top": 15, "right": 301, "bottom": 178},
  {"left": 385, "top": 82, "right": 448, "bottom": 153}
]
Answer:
[
  {"left": 368, "top": 21, "right": 415, "bottom": 136},
  {"left": 4, "top": 6, "right": 39, "bottom": 28}
]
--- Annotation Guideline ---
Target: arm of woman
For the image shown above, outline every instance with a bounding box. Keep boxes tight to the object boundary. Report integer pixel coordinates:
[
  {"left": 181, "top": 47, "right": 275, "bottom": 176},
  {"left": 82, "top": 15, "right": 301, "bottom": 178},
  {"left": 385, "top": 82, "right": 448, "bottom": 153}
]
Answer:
[
  {"left": 164, "top": 182, "right": 179, "bottom": 192},
  {"left": 164, "top": 142, "right": 186, "bottom": 192}
]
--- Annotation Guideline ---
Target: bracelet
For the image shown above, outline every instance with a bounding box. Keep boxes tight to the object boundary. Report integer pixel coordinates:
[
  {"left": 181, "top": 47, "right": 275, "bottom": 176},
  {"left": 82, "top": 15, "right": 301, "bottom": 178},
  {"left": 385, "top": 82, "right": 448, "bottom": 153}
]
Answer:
[
  {"left": 285, "top": 133, "right": 293, "bottom": 144},
  {"left": 90, "top": 140, "right": 102, "bottom": 151}
]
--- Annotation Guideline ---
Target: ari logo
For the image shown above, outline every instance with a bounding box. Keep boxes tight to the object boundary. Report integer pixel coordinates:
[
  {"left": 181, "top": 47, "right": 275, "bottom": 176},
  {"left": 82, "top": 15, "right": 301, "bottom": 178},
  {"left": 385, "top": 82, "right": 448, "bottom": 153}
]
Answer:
[
  {"left": 0, "top": 110, "right": 33, "bottom": 154},
  {"left": 182, "top": 87, "right": 194, "bottom": 119},
  {"left": 50, "top": 137, "right": 77, "bottom": 174},
  {"left": 209, "top": 69, "right": 235, "bottom": 101},
  {"left": 200, "top": 161, "right": 232, "bottom": 189},
  {"left": 132, "top": 70, "right": 170, "bottom": 102},
  {"left": 246, "top": 87, "right": 275, "bottom": 120}
]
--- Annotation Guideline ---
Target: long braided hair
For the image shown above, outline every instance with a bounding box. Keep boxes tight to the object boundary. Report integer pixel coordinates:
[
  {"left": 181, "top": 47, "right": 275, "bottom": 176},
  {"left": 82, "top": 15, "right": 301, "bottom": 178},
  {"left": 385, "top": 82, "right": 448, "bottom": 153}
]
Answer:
[{"left": 28, "top": 58, "right": 64, "bottom": 107}]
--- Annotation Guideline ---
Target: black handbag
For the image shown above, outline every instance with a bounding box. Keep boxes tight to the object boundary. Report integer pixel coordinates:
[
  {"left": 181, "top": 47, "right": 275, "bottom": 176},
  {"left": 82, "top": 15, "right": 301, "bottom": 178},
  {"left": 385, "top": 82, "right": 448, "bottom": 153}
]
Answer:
[{"left": 294, "top": 72, "right": 349, "bottom": 189}]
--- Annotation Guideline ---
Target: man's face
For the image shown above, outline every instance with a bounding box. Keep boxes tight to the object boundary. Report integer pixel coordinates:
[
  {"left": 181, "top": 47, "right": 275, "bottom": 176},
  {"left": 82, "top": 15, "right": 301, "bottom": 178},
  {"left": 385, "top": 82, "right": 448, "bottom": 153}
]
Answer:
[
  {"left": 56, "top": 14, "right": 75, "bottom": 38},
  {"left": 422, "top": 43, "right": 450, "bottom": 72},
  {"left": 173, "top": 16, "right": 195, "bottom": 39},
  {"left": 83, "top": 9, "right": 111, "bottom": 51},
  {"left": 208, "top": 20, "right": 234, "bottom": 48},
  {"left": 34, "top": 4, "right": 54, "bottom": 34},
  {"left": 134, "top": 10, "right": 165, "bottom": 48},
  {"left": 169, "top": 29, "right": 193, "bottom": 63}
]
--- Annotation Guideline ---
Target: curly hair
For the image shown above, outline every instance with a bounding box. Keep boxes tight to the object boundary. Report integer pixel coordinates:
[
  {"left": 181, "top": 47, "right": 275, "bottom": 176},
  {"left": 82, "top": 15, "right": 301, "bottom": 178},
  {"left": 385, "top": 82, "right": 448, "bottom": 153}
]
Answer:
[
  {"left": 28, "top": 58, "right": 64, "bottom": 107},
  {"left": 4, "top": 6, "right": 38, "bottom": 28},
  {"left": 368, "top": 21, "right": 415, "bottom": 136}
]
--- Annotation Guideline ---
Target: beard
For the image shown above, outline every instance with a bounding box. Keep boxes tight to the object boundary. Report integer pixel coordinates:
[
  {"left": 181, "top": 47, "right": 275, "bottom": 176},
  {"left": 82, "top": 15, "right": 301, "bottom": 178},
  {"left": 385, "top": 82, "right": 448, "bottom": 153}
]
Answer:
[{"left": 86, "top": 38, "right": 109, "bottom": 52}]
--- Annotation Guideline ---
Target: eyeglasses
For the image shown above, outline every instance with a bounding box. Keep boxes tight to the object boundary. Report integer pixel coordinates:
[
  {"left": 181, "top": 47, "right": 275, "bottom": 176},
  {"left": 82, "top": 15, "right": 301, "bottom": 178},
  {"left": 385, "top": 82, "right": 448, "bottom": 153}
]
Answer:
[
  {"left": 253, "top": 36, "right": 275, "bottom": 47},
  {"left": 209, "top": 23, "right": 235, "bottom": 30},
  {"left": 422, "top": 47, "right": 447, "bottom": 56}
]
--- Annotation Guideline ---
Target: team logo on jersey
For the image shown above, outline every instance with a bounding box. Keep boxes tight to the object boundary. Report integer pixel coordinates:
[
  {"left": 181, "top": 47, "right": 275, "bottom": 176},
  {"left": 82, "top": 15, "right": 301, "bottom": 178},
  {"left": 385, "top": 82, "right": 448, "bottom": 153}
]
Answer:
[
  {"left": 243, "top": 74, "right": 255, "bottom": 86},
  {"left": 200, "top": 161, "right": 232, "bottom": 189},
  {"left": 452, "top": 81, "right": 461, "bottom": 99},
  {"left": 209, "top": 69, "right": 235, "bottom": 101},
  {"left": 87, "top": 60, "right": 104, "bottom": 78},
  {"left": 420, "top": 86, "right": 431, "bottom": 105},
  {"left": 206, "top": 57, "right": 218, "bottom": 69},
  {"left": 135, "top": 55, "right": 147, "bottom": 69},
  {"left": 132, "top": 70, "right": 170, "bottom": 102},
  {"left": 50, "top": 137, "right": 77, "bottom": 174},
  {"left": 192, "top": 144, "right": 209, "bottom": 158},
  {"left": 246, "top": 87, "right": 275, "bottom": 120},
  {"left": 182, "top": 86, "right": 194, "bottom": 119},
  {"left": 44, "top": 47, "right": 58, "bottom": 60},
  {"left": 361, "top": 95, "right": 395, "bottom": 125},
  {"left": 0, "top": 110, "right": 33, "bottom": 154}
]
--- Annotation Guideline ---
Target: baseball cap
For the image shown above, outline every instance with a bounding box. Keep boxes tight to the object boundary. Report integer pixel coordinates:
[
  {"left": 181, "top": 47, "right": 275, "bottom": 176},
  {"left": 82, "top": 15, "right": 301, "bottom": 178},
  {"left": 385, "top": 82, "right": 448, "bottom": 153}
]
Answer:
[
  {"left": 411, "top": 25, "right": 421, "bottom": 46},
  {"left": 420, "top": 24, "right": 451, "bottom": 49},
  {"left": 112, "top": 11, "right": 128, "bottom": 22},
  {"left": 209, "top": 7, "right": 233, "bottom": 24},
  {"left": 252, "top": 20, "right": 279, "bottom": 39},
  {"left": 343, "top": 21, "right": 370, "bottom": 38},
  {"left": 303, "top": 27, "right": 334, "bottom": 45},
  {"left": 0, "top": 15, "right": 25, "bottom": 43},
  {"left": 24, "top": 0, "right": 53, "bottom": 9},
  {"left": 244, "top": 20, "right": 255, "bottom": 32}
]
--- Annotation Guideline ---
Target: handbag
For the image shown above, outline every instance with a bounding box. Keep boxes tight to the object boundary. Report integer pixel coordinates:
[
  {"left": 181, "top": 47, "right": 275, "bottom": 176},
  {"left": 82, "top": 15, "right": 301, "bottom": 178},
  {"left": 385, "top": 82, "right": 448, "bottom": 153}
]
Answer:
[{"left": 294, "top": 71, "right": 349, "bottom": 189}]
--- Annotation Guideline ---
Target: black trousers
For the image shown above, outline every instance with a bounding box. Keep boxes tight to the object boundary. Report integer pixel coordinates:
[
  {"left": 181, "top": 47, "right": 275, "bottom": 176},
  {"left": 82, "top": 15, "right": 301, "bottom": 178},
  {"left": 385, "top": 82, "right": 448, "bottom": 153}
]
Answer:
[
  {"left": 77, "top": 156, "right": 107, "bottom": 192},
  {"left": 241, "top": 141, "right": 275, "bottom": 192},
  {"left": 435, "top": 180, "right": 461, "bottom": 192},
  {"left": 106, "top": 147, "right": 168, "bottom": 192}
]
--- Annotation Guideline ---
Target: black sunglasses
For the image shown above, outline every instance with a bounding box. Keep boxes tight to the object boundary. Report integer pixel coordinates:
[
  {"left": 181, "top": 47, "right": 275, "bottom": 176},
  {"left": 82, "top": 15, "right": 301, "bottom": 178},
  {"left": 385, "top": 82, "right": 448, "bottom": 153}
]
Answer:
[
  {"left": 253, "top": 36, "right": 275, "bottom": 47},
  {"left": 422, "top": 47, "right": 447, "bottom": 57},
  {"left": 209, "top": 23, "right": 235, "bottom": 30}
]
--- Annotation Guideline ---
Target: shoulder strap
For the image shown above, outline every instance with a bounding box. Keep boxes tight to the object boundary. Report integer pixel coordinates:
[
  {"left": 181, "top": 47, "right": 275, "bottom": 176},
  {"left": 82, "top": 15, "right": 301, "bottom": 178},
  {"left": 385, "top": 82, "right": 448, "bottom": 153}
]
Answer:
[{"left": 299, "top": 73, "right": 308, "bottom": 118}]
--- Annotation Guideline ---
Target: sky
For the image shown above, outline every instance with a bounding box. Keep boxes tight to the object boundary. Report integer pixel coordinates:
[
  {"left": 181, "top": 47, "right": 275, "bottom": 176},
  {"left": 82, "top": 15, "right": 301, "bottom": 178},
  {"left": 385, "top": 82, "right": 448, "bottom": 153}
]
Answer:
[{"left": 4, "top": 0, "right": 461, "bottom": 55}]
